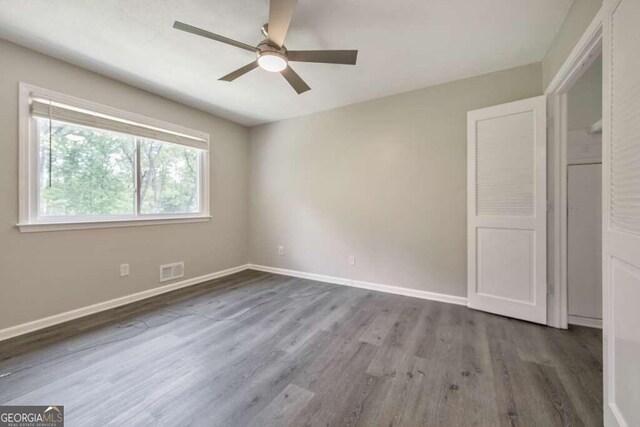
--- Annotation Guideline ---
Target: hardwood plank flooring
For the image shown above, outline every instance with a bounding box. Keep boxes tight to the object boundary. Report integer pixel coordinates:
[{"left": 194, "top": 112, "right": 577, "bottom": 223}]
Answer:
[{"left": 0, "top": 270, "right": 603, "bottom": 426}]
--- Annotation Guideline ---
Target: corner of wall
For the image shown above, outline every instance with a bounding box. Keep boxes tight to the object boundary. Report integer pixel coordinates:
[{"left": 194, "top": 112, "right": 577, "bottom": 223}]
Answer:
[{"left": 542, "top": 0, "right": 603, "bottom": 89}]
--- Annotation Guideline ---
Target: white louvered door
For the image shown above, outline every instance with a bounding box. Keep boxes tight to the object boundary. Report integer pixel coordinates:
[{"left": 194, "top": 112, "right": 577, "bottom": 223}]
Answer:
[
  {"left": 467, "top": 96, "right": 547, "bottom": 324},
  {"left": 603, "top": 0, "right": 640, "bottom": 425}
]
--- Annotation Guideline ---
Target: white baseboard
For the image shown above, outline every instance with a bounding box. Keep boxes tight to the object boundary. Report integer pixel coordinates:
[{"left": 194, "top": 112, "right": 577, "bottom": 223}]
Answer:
[
  {"left": 1, "top": 263, "right": 468, "bottom": 342},
  {"left": 568, "top": 315, "right": 602, "bottom": 329},
  {"left": 0, "top": 264, "right": 250, "bottom": 342},
  {"left": 247, "top": 264, "right": 468, "bottom": 307}
]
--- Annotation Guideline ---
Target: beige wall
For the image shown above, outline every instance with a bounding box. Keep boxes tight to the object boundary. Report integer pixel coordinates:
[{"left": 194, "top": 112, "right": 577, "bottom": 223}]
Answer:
[
  {"left": 0, "top": 39, "right": 250, "bottom": 330},
  {"left": 542, "top": 0, "right": 602, "bottom": 90},
  {"left": 249, "top": 63, "right": 543, "bottom": 297}
]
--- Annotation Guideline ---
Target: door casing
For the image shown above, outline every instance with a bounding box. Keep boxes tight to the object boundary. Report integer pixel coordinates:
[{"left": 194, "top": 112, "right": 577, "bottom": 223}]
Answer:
[{"left": 545, "top": 8, "right": 603, "bottom": 329}]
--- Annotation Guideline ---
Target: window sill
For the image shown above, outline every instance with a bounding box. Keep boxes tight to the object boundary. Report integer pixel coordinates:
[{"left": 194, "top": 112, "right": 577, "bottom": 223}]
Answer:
[{"left": 17, "top": 216, "right": 211, "bottom": 233}]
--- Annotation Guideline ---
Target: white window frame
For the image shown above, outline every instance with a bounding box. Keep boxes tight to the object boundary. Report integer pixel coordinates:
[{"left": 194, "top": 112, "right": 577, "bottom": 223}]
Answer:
[{"left": 17, "top": 82, "right": 211, "bottom": 232}]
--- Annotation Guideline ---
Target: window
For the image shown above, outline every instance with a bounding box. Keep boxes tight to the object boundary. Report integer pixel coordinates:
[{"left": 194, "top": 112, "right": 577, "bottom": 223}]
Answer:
[
  {"left": 138, "top": 137, "right": 200, "bottom": 215},
  {"left": 37, "top": 120, "right": 136, "bottom": 218},
  {"left": 18, "top": 83, "right": 210, "bottom": 232}
]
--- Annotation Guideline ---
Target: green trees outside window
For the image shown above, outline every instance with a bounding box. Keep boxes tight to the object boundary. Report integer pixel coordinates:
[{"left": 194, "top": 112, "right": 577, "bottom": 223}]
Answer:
[
  {"left": 139, "top": 137, "right": 199, "bottom": 214},
  {"left": 37, "top": 118, "right": 200, "bottom": 218}
]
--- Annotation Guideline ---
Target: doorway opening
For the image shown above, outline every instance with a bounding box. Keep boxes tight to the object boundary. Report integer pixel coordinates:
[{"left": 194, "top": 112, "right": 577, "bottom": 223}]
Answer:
[{"left": 565, "top": 54, "right": 603, "bottom": 328}]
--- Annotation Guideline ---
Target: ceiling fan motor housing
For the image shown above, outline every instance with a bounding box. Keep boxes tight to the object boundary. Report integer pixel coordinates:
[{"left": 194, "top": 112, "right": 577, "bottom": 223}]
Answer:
[
  {"left": 257, "top": 41, "right": 288, "bottom": 71},
  {"left": 258, "top": 41, "right": 286, "bottom": 56}
]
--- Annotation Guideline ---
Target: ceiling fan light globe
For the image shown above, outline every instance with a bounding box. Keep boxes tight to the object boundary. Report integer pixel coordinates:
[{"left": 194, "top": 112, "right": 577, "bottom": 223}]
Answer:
[{"left": 258, "top": 52, "right": 288, "bottom": 72}]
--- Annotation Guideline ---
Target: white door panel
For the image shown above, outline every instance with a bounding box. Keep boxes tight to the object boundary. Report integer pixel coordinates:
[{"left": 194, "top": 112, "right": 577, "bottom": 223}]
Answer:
[
  {"left": 477, "top": 228, "right": 534, "bottom": 302},
  {"left": 568, "top": 164, "right": 602, "bottom": 320},
  {"left": 609, "top": 258, "right": 640, "bottom": 427},
  {"left": 603, "top": 0, "right": 640, "bottom": 425},
  {"left": 468, "top": 96, "right": 547, "bottom": 324}
]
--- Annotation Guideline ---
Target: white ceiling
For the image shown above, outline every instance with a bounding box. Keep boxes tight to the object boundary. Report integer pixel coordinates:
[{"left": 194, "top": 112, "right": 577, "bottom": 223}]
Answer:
[{"left": 0, "top": 0, "right": 573, "bottom": 126}]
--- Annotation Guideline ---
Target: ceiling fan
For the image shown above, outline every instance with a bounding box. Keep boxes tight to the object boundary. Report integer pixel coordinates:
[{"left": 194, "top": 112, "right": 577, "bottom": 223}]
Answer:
[{"left": 172, "top": 0, "right": 358, "bottom": 94}]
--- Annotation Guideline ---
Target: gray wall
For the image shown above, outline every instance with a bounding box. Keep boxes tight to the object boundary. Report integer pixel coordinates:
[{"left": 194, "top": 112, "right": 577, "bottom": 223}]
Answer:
[
  {"left": 249, "top": 63, "right": 543, "bottom": 297},
  {"left": 567, "top": 55, "right": 602, "bottom": 164},
  {"left": 568, "top": 55, "right": 602, "bottom": 130},
  {"left": 542, "top": 0, "right": 602, "bottom": 89},
  {"left": 0, "top": 39, "right": 250, "bottom": 330}
]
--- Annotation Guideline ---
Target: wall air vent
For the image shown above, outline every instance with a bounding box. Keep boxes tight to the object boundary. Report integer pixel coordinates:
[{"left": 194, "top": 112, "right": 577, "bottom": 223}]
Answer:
[{"left": 159, "top": 262, "right": 184, "bottom": 282}]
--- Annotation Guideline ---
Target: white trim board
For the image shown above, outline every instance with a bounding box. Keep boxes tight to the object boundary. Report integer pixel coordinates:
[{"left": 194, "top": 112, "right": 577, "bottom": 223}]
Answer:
[
  {"left": 0, "top": 264, "right": 250, "bottom": 342},
  {"left": 568, "top": 315, "right": 602, "bottom": 329},
  {"left": 247, "top": 264, "right": 468, "bottom": 306},
  {"left": 17, "top": 216, "right": 211, "bottom": 233}
]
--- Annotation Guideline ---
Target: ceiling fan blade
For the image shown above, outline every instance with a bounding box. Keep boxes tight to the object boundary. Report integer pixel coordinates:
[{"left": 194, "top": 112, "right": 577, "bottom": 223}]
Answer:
[
  {"left": 288, "top": 50, "right": 358, "bottom": 65},
  {"left": 173, "top": 21, "right": 258, "bottom": 53},
  {"left": 280, "top": 66, "right": 310, "bottom": 94},
  {"left": 218, "top": 61, "right": 260, "bottom": 82},
  {"left": 268, "top": 0, "right": 298, "bottom": 48}
]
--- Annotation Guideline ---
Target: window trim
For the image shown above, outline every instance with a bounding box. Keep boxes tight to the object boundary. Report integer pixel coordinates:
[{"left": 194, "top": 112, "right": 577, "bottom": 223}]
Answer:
[{"left": 17, "top": 82, "right": 211, "bottom": 233}]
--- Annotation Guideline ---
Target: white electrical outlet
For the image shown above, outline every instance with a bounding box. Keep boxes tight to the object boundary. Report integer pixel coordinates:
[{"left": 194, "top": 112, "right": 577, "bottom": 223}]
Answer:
[
  {"left": 120, "top": 264, "right": 130, "bottom": 277},
  {"left": 349, "top": 255, "right": 356, "bottom": 266},
  {"left": 278, "top": 245, "right": 284, "bottom": 256}
]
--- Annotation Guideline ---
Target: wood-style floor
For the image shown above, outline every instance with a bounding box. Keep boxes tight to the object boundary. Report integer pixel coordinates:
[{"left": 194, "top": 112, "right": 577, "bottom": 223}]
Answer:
[{"left": 0, "top": 270, "right": 602, "bottom": 426}]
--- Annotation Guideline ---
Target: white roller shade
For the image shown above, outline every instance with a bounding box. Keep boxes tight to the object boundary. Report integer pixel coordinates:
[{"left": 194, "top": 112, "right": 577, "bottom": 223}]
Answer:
[{"left": 31, "top": 98, "right": 208, "bottom": 150}]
